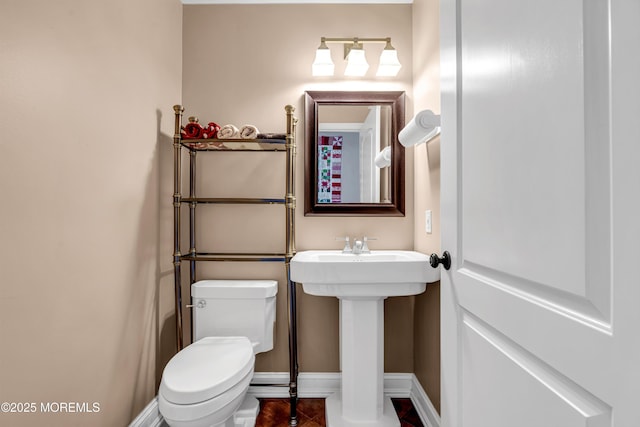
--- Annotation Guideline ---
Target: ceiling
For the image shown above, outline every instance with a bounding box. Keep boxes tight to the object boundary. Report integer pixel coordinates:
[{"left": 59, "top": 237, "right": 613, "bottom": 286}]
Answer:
[{"left": 181, "top": 0, "right": 412, "bottom": 4}]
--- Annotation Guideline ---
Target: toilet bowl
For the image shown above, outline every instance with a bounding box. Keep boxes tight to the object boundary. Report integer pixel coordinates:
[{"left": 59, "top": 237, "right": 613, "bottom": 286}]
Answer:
[
  {"left": 159, "top": 280, "right": 277, "bottom": 427},
  {"left": 159, "top": 337, "right": 256, "bottom": 427}
]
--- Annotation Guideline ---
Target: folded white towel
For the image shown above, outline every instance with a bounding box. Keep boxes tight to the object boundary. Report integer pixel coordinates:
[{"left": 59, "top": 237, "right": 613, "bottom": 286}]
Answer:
[
  {"left": 240, "top": 124, "right": 259, "bottom": 139},
  {"left": 218, "top": 124, "right": 240, "bottom": 139}
]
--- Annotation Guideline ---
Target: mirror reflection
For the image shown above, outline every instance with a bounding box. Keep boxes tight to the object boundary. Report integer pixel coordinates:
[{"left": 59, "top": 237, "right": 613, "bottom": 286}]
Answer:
[
  {"left": 304, "top": 91, "right": 405, "bottom": 217},
  {"left": 317, "top": 104, "right": 392, "bottom": 204}
]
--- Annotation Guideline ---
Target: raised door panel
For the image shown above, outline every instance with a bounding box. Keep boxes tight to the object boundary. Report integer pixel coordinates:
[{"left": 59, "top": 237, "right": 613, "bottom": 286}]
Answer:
[
  {"left": 461, "top": 314, "right": 611, "bottom": 427},
  {"left": 460, "top": 0, "right": 611, "bottom": 319}
]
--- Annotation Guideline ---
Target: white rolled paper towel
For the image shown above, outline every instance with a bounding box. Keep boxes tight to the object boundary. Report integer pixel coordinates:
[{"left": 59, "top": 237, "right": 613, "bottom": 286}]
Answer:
[
  {"left": 374, "top": 146, "right": 392, "bottom": 168},
  {"left": 399, "top": 109, "right": 441, "bottom": 147}
]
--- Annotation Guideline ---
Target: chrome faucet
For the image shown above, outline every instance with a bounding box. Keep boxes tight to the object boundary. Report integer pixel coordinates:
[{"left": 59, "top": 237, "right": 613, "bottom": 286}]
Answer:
[
  {"left": 352, "top": 238, "right": 364, "bottom": 254},
  {"left": 353, "top": 236, "right": 376, "bottom": 254},
  {"left": 337, "top": 236, "right": 377, "bottom": 254}
]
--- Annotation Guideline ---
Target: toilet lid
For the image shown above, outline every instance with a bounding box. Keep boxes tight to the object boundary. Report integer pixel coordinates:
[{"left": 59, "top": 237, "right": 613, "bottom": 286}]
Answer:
[{"left": 160, "top": 336, "right": 254, "bottom": 405}]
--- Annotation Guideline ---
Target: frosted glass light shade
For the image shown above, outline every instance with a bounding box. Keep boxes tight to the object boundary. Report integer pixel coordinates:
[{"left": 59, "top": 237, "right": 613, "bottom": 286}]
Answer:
[
  {"left": 344, "top": 48, "right": 369, "bottom": 76},
  {"left": 312, "top": 48, "right": 335, "bottom": 76},
  {"left": 377, "top": 49, "right": 402, "bottom": 76}
]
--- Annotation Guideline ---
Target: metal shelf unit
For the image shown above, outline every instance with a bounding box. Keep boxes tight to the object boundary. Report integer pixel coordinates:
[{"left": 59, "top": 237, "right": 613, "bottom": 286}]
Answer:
[{"left": 172, "top": 104, "right": 299, "bottom": 426}]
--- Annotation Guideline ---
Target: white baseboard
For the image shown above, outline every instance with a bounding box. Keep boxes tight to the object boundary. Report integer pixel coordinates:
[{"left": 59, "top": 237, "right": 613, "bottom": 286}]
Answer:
[
  {"left": 130, "top": 372, "right": 440, "bottom": 427},
  {"left": 248, "top": 372, "right": 414, "bottom": 398},
  {"left": 248, "top": 372, "right": 341, "bottom": 398},
  {"left": 410, "top": 375, "right": 441, "bottom": 427},
  {"left": 128, "top": 397, "right": 166, "bottom": 427}
]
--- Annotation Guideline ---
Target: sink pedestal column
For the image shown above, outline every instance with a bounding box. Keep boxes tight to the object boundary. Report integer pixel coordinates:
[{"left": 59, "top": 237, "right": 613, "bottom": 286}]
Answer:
[{"left": 326, "top": 296, "right": 400, "bottom": 427}]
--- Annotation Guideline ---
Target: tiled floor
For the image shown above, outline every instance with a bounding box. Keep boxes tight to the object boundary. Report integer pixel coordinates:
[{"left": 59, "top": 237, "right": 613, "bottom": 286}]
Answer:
[
  {"left": 391, "top": 398, "right": 425, "bottom": 427},
  {"left": 256, "top": 398, "right": 424, "bottom": 427}
]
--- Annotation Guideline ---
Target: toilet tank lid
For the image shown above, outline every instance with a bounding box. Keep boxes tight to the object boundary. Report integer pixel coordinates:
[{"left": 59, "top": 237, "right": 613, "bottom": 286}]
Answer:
[{"left": 192, "top": 280, "right": 278, "bottom": 298}]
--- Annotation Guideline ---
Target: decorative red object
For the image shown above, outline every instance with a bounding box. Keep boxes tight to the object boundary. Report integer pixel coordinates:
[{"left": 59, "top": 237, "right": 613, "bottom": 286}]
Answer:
[
  {"left": 182, "top": 122, "right": 204, "bottom": 139},
  {"left": 203, "top": 122, "right": 221, "bottom": 139}
]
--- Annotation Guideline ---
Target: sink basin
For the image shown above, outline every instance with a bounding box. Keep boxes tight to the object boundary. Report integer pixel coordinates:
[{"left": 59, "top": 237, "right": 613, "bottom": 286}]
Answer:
[{"left": 290, "top": 250, "right": 438, "bottom": 297}]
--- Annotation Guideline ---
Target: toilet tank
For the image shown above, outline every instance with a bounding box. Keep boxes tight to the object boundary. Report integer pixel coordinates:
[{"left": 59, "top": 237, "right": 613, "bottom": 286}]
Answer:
[{"left": 191, "top": 280, "right": 277, "bottom": 354}]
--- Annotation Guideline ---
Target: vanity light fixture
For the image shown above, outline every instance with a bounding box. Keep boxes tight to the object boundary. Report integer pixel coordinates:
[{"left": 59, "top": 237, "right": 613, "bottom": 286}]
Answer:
[
  {"left": 344, "top": 41, "right": 369, "bottom": 76},
  {"left": 312, "top": 37, "right": 401, "bottom": 77},
  {"left": 377, "top": 39, "right": 402, "bottom": 76},
  {"left": 312, "top": 38, "right": 335, "bottom": 76}
]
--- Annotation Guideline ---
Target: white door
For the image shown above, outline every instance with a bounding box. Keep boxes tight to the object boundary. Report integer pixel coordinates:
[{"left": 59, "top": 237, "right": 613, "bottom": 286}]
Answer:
[
  {"left": 360, "top": 106, "right": 382, "bottom": 203},
  {"left": 439, "top": 0, "right": 640, "bottom": 426}
]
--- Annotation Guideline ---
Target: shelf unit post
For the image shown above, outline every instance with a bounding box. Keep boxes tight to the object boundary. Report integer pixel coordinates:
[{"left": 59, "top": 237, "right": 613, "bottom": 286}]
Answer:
[
  {"left": 189, "top": 149, "right": 197, "bottom": 345},
  {"left": 285, "top": 105, "right": 297, "bottom": 261},
  {"left": 285, "top": 105, "right": 299, "bottom": 427},
  {"left": 172, "top": 104, "right": 185, "bottom": 351},
  {"left": 189, "top": 150, "right": 197, "bottom": 285}
]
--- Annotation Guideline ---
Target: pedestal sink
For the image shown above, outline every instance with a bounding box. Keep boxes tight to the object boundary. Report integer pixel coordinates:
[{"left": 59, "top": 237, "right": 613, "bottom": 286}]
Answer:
[{"left": 290, "top": 250, "right": 439, "bottom": 427}]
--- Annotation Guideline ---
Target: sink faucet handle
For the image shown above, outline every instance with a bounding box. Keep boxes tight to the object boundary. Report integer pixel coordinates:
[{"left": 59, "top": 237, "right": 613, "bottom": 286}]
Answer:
[
  {"left": 352, "top": 238, "right": 364, "bottom": 254},
  {"left": 362, "top": 236, "right": 377, "bottom": 253},
  {"left": 335, "top": 236, "right": 352, "bottom": 253}
]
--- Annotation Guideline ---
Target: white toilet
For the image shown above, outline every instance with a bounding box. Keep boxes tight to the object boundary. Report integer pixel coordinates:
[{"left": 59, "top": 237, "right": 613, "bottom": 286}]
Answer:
[{"left": 158, "top": 280, "right": 277, "bottom": 427}]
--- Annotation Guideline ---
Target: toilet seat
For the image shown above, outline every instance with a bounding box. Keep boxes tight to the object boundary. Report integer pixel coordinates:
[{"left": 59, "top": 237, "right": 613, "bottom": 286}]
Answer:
[
  {"left": 160, "top": 336, "right": 255, "bottom": 405},
  {"left": 158, "top": 367, "right": 253, "bottom": 424}
]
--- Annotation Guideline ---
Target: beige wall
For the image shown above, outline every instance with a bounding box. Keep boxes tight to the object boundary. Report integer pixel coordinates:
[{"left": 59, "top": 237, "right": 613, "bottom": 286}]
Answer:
[
  {"left": 182, "top": 4, "right": 415, "bottom": 373},
  {"left": 0, "top": 0, "right": 182, "bottom": 425},
  {"left": 412, "top": 0, "right": 442, "bottom": 414}
]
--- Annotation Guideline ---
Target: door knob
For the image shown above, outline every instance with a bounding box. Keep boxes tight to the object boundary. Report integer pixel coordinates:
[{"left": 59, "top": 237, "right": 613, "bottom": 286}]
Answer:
[{"left": 429, "top": 251, "right": 451, "bottom": 270}]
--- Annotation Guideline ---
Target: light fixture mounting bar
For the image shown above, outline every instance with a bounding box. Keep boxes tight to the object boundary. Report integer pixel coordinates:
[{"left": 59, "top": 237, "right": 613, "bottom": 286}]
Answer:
[
  {"left": 320, "top": 37, "right": 392, "bottom": 59},
  {"left": 321, "top": 37, "right": 390, "bottom": 44}
]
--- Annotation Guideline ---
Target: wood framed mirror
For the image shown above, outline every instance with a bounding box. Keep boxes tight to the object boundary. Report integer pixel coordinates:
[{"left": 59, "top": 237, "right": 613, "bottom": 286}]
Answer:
[{"left": 304, "top": 91, "right": 405, "bottom": 216}]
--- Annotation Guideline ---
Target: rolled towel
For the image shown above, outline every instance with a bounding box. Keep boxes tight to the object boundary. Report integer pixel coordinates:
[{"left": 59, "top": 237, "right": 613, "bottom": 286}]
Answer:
[
  {"left": 240, "top": 124, "right": 259, "bottom": 139},
  {"left": 398, "top": 109, "right": 441, "bottom": 147},
  {"left": 218, "top": 124, "right": 240, "bottom": 139},
  {"left": 203, "top": 122, "right": 220, "bottom": 139},
  {"left": 182, "top": 116, "right": 204, "bottom": 139},
  {"left": 374, "top": 146, "right": 392, "bottom": 168}
]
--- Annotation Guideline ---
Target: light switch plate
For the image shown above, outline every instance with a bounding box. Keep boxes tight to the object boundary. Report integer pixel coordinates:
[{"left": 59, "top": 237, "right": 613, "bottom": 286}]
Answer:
[{"left": 425, "top": 210, "right": 432, "bottom": 234}]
